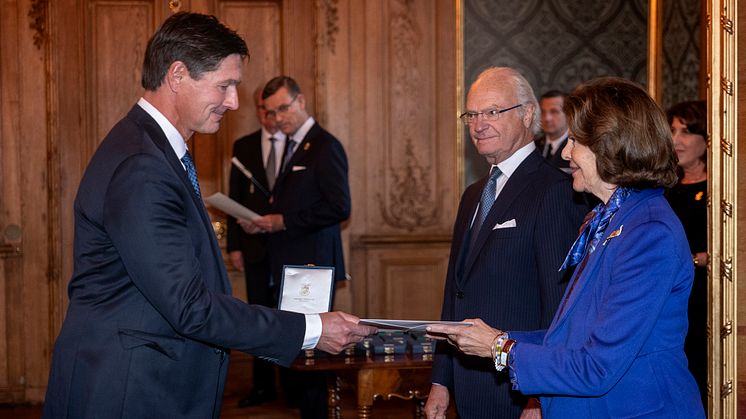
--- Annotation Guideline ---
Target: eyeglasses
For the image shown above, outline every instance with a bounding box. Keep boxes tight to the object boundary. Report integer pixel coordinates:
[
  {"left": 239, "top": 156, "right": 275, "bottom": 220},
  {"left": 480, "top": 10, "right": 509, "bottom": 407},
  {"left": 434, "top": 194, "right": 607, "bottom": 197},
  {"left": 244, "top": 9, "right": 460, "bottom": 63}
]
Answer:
[
  {"left": 459, "top": 104, "right": 523, "bottom": 125},
  {"left": 265, "top": 95, "right": 298, "bottom": 119}
]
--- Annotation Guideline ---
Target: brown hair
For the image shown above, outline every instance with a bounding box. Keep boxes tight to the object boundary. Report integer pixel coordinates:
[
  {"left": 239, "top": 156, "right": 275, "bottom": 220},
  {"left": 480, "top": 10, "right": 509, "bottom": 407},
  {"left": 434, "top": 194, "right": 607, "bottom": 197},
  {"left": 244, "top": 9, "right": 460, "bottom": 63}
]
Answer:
[
  {"left": 564, "top": 77, "right": 678, "bottom": 189},
  {"left": 667, "top": 100, "right": 707, "bottom": 166}
]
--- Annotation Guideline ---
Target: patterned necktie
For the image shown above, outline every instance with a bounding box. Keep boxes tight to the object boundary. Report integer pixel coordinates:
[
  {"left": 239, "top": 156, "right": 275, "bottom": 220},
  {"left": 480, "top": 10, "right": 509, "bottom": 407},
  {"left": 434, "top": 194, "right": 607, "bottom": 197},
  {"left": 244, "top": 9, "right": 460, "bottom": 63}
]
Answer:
[
  {"left": 467, "top": 166, "right": 502, "bottom": 251},
  {"left": 266, "top": 137, "right": 277, "bottom": 190},
  {"left": 282, "top": 137, "right": 297, "bottom": 172},
  {"left": 560, "top": 187, "right": 632, "bottom": 270},
  {"left": 181, "top": 151, "right": 201, "bottom": 199}
]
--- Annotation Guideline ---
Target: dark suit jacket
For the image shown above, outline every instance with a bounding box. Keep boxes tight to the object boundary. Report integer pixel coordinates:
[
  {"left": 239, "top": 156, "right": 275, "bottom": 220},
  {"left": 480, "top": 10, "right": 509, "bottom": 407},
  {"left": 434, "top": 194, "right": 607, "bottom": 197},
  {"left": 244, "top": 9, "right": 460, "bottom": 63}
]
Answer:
[
  {"left": 510, "top": 188, "right": 704, "bottom": 418},
  {"left": 431, "top": 149, "right": 587, "bottom": 419},
  {"left": 43, "top": 105, "right": 305, "bottom": 419},
  {"left": 267, "top": 121, "right": 350, "bottom": 282},
  {"left": 534, "top": 135, "right": 570, "bottom": 170},
  {"left": 227, "top": 129, "right": 272, "bottom": 264}
]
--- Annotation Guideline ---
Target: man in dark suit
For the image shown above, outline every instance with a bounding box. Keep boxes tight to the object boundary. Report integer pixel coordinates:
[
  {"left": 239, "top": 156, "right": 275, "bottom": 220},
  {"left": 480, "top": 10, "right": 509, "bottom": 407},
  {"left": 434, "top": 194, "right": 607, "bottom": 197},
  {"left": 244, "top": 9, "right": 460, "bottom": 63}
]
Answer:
[
  {"left": 227, "top": 86, "right": 287, "bottom": 407},
  {"left": 425, "top": 68, "right": 587, "bottom": 419},
  {"left": 534, "top": 90, "right": 570, "bottom": 173},
  {"left": 43, "top": 13, "right": 375, "bottom": 419},
  {"left": 241, "top": 75, "right": 350, "bottom": 418}
]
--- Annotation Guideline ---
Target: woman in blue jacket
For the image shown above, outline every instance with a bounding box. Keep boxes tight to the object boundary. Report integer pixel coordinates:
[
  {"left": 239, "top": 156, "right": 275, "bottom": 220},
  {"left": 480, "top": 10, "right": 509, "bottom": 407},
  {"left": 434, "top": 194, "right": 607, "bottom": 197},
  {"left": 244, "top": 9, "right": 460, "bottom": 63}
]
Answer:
[{"left": 427, "top": 77, "right": 705, "bottom": 419}]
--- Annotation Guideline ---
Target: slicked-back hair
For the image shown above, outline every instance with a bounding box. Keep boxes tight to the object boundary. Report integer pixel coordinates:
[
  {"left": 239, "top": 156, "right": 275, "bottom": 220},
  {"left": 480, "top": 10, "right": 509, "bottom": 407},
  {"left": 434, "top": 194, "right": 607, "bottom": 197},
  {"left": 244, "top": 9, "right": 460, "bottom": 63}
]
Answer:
[
  {"left": 141, "top": 12, "right": 249, "bottom": 91},
  {"left": 261, "top": 76, "right": 301, "bottom": 100},
  {"left": 564, "top": 77, "right": 678, "bottom": 189}
]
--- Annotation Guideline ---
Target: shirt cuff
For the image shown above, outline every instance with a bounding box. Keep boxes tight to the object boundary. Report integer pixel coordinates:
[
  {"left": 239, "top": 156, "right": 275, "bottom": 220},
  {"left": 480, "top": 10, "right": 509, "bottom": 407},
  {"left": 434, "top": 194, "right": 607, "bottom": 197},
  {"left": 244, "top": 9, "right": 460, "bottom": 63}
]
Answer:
[
  {"left": 302, "top": 313, "right": 322, "bottom": 349},
  {"left": 507, "top": 343, "right": 521, "bottom": 391}
]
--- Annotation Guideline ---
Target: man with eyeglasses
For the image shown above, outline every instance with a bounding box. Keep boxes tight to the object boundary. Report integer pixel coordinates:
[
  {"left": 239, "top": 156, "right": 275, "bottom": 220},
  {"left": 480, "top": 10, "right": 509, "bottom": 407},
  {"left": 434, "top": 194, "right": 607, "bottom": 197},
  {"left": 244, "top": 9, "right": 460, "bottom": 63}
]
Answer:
[
  {"left": 239, "top": 75, "right": 350, "bottom": 418},
  {"left": 425, "top": 67, "right": 587, "bottom": 419}
]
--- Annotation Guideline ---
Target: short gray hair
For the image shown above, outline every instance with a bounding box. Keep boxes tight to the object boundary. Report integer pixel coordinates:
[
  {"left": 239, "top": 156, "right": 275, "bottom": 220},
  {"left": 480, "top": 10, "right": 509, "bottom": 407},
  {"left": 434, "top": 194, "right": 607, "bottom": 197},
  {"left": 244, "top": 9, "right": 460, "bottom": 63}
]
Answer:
[{"left": 473, "top": 67, "right": 540, "bottom": 135}]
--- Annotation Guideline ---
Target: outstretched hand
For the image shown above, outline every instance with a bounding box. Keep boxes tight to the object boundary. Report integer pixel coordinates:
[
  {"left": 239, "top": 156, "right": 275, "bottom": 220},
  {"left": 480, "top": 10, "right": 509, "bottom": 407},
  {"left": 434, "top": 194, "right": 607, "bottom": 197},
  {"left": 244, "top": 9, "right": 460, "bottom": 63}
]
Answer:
[
  {"left": 426, "top": 318, "right": 500, "bottom": 359},
  {"left": 316, "top": 312, "right": 377, "bottom": 354}
]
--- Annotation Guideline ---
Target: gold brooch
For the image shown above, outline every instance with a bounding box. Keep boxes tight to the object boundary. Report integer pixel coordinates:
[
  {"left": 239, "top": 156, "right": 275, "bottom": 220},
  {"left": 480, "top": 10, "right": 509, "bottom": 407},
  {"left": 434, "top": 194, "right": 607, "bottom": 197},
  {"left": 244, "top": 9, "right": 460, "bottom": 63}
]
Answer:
[
  {"left": 603, "top": 225, "right": 623, "bottom": 246},
  {"left": 303, "top": 142, "right": 311, "bottom": 151},
  {"left": 695, "top": 191, "right": 703, "bottom": 201}
]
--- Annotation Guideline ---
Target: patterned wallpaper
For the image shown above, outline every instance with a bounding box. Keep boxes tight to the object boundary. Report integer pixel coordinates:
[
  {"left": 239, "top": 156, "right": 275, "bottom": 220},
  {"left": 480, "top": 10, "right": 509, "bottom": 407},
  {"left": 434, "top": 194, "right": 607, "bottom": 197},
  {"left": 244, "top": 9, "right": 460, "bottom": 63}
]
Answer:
[
  {"left": 463, "top": 0, "right": 649, "bottom": 185},
  {"left": 662, "top": 0, "right": 702, "bottom": 110}
]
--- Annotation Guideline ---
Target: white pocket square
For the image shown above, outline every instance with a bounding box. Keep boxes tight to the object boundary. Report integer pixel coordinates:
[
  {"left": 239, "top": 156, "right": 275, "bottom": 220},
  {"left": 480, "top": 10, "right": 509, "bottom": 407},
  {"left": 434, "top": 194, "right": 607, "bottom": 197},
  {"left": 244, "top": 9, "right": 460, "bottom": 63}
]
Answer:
[
  {"left": 492, "top": 219, "right": 516, "bottom": 230},
  {"left": 291, "top": 165, "right": 307, "bottom": 172}
]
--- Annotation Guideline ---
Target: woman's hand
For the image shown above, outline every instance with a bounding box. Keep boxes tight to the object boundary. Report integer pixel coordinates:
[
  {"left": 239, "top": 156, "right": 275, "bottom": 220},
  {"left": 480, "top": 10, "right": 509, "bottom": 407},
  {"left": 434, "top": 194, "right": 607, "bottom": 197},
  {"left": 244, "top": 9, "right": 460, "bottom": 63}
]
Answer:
[{"left": 426, "top": 318, "right": 501, "bottom": 359}]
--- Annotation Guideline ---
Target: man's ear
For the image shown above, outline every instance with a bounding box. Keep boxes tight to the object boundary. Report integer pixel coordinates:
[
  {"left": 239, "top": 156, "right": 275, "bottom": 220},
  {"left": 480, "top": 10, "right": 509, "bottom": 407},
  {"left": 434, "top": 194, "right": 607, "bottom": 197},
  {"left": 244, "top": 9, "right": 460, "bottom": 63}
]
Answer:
[
  {"left": 165, "top": 61, "right": 188, "bottom": 92},
  {"left": 523, "top": 103, "right": 536, "bottom": 129}
]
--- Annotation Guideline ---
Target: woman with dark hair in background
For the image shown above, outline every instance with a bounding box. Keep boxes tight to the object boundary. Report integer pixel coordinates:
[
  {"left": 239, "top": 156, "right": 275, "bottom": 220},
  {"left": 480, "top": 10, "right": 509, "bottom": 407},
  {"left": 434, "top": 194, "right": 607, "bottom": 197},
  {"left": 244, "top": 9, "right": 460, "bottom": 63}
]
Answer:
[{"left": 666, "top": 100, "right": 708, "bottom": 408}]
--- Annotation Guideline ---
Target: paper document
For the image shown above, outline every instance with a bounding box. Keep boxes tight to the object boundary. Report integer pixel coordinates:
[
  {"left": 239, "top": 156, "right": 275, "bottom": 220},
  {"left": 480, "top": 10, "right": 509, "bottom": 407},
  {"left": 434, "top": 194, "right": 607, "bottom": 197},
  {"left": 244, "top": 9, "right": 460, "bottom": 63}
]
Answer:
[
  {"left": 204, "top": 192, "right": 260, "bottom": 221},
  {"left": 359, "top": 319, "right": 473, "bottom": 332}
]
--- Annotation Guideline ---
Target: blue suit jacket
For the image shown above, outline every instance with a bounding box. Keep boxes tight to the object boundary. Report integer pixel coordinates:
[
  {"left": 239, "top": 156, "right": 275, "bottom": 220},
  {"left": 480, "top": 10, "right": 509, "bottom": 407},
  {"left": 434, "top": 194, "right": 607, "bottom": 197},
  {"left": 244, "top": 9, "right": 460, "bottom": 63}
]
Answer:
[
  {"left": 432, "top": 149, "right": 587, "bottom": 418},
  {"left": 44, "top": 105, "right": 306, "bottom": 418},
  {"left": 267, "top": 122, "right": 350, "bottom": 283},
  {"left": 509, "top": 188, "right": 705, "bottom": 418}
]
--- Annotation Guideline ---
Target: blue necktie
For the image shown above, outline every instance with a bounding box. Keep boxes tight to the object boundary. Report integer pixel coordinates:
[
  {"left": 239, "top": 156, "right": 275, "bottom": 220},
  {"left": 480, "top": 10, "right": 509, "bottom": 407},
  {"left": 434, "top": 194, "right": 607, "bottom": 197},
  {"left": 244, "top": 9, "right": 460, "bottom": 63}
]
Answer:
[
  {"left": 560, "top": 187, "right": 632, "bottom": 270},
  {"left": 467, "top": 166, "right": 502, "bottom": 251},
  {"left": 181, "top": 151, "right": 201, "bottom": 199}
]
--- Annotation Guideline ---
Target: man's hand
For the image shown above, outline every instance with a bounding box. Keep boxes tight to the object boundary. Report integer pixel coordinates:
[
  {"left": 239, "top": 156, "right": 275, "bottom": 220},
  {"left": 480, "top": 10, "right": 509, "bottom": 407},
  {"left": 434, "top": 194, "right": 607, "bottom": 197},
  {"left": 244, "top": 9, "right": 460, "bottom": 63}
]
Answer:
[
  {"left": 239, "top": 214, "right": 285, "bottom": 234},
  {"left": 316, "top": 312, "right": 377, "bottom": 354},
  {"left": 229, "top": 251, "right": 244, "bottom": 272},
  {"left": 424, "top": 384, "right": 449, "bottom": 419}
]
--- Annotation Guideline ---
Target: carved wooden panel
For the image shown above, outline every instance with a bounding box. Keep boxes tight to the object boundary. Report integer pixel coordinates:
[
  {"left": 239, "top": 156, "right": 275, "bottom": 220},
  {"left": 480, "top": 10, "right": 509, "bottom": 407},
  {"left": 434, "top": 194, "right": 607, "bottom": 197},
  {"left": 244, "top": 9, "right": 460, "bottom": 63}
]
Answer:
[
  {"left": 347, "top": 0, "right": 457, "bottom": 317},
  {"left": 352, "top": 238, "right": 450, "bottom": 320},
  {"left": 366, "top": 0, "right": 457, "bottom": 235}
]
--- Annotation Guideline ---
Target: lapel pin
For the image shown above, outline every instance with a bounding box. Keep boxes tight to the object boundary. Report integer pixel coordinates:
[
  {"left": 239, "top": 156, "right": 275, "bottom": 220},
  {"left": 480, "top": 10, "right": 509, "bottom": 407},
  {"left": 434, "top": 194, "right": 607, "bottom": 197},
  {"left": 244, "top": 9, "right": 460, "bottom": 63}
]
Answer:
[
  {"left": 603, "top": 225, "right": 623, "bottom": 246},
  {"left": 303, "top": 142, "right": 311, "bottom": 151}
]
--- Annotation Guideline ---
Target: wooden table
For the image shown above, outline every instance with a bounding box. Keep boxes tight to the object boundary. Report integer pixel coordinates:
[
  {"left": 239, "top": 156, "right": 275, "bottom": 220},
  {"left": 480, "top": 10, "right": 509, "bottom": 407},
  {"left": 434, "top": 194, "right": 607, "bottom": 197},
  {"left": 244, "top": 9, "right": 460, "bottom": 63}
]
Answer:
[{"left": 292, "top": 351, "right": 433, "bottom": 418}]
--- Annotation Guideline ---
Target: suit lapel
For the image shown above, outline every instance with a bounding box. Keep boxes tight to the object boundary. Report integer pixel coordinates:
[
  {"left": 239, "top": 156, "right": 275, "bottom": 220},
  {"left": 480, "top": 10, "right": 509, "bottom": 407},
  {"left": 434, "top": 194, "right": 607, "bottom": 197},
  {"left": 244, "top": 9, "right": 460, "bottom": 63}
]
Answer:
[
  {"left": 131, "top": 106, "right": 231, "bottom": 293},
  {"left": 275, "top": 122, "right": 318, "bottom": 189},
  {"left": 460, "top": 151, "right": 542, "bottom": 283},
  {"left": 549, "top": 189, "right": 655, "bottom": 329}
]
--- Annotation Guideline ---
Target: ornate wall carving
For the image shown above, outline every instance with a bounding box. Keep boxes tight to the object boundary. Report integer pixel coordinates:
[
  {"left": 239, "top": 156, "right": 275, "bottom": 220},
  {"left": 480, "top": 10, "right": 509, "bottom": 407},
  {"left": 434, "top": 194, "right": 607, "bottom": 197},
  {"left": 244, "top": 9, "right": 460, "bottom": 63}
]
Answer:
[{"left": 381, "top": 0, "right": 440, "bottom": 231}]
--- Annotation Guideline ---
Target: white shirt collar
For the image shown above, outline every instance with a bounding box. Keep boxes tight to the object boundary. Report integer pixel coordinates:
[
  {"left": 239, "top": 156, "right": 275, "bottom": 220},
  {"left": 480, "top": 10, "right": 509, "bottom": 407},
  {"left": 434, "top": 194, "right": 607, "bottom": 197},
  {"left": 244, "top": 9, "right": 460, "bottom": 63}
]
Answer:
[
  {"left": 546, "top": 131, "right": 569, "bottom": 154},
  {"left": 495, "top": 141, "right": 537, "bottom": 179},
  {"left": 137, "top": 97, "right": 188, "bottom": 161},
  {"left": 289, "top": 116, "right": 316, "bottom": 143}
]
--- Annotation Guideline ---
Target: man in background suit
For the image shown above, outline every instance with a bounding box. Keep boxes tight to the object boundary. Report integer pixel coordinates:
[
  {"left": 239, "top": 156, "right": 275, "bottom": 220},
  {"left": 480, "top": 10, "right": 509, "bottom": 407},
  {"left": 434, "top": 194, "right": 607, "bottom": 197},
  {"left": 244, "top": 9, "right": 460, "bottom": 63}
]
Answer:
[
  {"left": 534, "top": 90, "right": 570, "bottom": 173},
  {"left": 425, "top": 68, "right": 587, "bottom": 419},
  {"left": 43, "top": 13, "right": 375, "bottom": 419},
  {"left": 227, "top": 86, "right": 286, "bottom": 407},
  {"left": 241, "top": 75, "right": 350, "bottom": 418}
]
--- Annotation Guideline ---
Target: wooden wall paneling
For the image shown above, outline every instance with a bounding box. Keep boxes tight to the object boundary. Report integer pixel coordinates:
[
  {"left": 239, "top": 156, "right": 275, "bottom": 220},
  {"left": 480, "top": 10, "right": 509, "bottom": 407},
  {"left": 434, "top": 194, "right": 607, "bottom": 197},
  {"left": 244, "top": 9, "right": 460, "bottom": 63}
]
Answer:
[
  {"left": 281, "top": 0, "right": 316, "bottom": 114},
  {"left": 350, "top": 0, "right": 457, "bottom": 318},
  {"left": 0, "top": 0, "right": 53, "bottom": 403},
  {"left": 314, "top": 0, "right": 355, "bottom": 312},
  {"left": 351, "top": 237, "right": 450, "bottom": 320},
  {"left": 0, "top": 0, "right": 26, "bottom": 403},
  {"left": 87, "top": 2, "right": 155, "bottom": 150}
]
